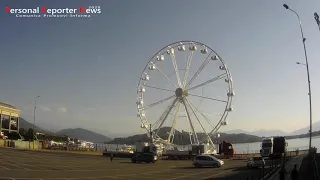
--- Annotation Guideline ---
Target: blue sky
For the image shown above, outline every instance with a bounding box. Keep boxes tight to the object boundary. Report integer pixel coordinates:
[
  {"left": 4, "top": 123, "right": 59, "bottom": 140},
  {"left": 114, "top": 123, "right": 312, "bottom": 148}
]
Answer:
[{"left": 1, "top": 0, "right": 320, "bottom": 137}]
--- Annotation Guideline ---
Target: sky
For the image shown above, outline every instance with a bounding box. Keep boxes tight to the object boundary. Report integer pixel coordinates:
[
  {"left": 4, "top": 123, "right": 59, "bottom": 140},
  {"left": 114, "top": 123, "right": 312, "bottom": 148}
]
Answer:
[{"left": 1, "top": 0, "right": 320, "bottom": 137}]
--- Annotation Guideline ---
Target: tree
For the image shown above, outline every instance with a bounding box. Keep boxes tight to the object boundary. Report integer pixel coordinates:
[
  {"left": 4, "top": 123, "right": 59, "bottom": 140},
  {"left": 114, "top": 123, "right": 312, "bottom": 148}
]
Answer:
[{"left": 19, "top": 128, "right": 26, "bottom": 136}]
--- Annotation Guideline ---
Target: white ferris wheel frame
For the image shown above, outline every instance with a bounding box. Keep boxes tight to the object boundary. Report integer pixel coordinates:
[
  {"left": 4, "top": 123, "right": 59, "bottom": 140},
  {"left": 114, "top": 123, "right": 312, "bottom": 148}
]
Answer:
[{"left": 136, "top": 41, "right": 234, "bottom": 147}]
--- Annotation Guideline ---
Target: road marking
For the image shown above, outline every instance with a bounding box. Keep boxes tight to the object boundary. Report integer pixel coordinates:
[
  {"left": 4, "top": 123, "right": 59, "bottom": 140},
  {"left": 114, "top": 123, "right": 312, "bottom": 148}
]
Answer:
[
  {"left": 0, "top": 165, "right": 10, "bottom": 170},
  {"left": 0, "top": 160, "right": 30, "bottom": 170}
]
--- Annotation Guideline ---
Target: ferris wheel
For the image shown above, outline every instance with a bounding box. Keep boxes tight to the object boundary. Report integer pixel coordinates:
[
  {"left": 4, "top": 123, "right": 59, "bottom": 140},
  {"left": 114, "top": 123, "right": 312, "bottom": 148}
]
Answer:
[{"left": 136, "top": 41, "right": 234, "bottom": 149}]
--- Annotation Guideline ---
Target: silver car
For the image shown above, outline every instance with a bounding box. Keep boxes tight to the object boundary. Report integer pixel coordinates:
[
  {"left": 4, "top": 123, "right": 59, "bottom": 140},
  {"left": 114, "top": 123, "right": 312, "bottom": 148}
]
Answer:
[
  {"left": 193, "top": 155, "right": 224, "bottom": 168},
  {"left": 247, "top": 157, "right": 266, "bottom": 168}
]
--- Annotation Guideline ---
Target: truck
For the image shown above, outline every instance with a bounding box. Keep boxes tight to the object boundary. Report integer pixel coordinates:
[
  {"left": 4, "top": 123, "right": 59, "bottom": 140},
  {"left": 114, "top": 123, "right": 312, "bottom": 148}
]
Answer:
[
  {"left": 162, "top": 146, "right": 192, "bottom": 160},
  {"left": 217, "top": 141, "right": 234, "bottom": 157},
  {"left": 134, "top": 142, "right": 158, "bottom": 155},
  {"left": 102, "top": 145, "right": 135, "bottom": 158},
  {"left": 260, "top": 136, "right": 287, "bottom": 159},
  {"left": 162, "top": 142, "right": 233, "bottom": 160}
]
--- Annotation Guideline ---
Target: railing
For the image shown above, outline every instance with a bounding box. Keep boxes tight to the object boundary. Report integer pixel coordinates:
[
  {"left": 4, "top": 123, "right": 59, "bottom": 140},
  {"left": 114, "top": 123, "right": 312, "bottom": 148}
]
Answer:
[
  {"left": 244, "top": 156, "right": 291, "bottom": 180},
  {"left": 311, "top": 148, "right": 320, "bottom": 180}
]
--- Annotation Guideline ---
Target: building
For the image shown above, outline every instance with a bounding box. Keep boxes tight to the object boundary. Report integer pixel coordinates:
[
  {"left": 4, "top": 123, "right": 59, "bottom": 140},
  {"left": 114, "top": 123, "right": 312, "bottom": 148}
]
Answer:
[{"left": 0, "top": 102, "right": 20, "bottom": 134}]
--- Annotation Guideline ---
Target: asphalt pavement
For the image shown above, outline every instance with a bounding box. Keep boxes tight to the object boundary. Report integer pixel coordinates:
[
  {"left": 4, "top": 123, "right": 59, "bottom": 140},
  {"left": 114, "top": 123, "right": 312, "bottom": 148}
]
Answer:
[{"left": 0, "top": 147, "right": 266, "bottom": 180}]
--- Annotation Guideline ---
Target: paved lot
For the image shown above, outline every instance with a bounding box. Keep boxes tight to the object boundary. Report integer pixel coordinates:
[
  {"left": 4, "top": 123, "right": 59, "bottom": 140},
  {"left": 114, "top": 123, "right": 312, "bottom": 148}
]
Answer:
[{"left": 0, "top": 148, "right": 263, "bottom": 180}]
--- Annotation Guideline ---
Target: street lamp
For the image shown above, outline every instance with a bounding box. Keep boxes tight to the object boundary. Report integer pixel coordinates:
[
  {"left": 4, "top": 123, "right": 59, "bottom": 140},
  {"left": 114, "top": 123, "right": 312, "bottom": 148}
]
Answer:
[
  {"left": 33, "top": 96, "right": 40, "bottom": 149},
  {"left": 283, "top": 4, "right": 313, "bottom": 152},
  {"left": 314, "top": 12, "right": 320, "bottom": 31}
]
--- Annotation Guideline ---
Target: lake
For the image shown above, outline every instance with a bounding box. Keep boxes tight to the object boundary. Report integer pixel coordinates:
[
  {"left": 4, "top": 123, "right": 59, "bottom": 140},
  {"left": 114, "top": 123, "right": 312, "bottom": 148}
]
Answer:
[{"left": 94, "top": 136, "right": 319, "bottom": 154}]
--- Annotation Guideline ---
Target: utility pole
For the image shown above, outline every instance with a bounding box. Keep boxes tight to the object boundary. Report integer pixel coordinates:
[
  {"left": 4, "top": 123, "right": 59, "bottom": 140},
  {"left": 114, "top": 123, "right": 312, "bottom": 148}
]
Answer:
[
  {"left": 283, "top": 4, "right": 313, "bottom": 153},
  {"left": 33, "top": 96, "right": 40, "bottom": 149}
]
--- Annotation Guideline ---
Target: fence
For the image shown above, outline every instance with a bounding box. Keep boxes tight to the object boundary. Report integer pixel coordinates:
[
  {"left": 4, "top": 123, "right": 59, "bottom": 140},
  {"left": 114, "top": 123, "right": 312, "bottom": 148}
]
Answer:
[
  {"left": 244, "top": 156, "right": 291, "bottom": 180},
  {"left": 242, "top": 150, "right": 309, "bottom": 180},
  {"left": 0, "top": 139, "right": 42, "bottom": 150}
]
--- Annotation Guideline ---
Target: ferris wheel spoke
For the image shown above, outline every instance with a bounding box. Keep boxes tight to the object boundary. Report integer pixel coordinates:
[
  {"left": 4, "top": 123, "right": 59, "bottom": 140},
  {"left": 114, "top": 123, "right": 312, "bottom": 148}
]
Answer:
[
  {"left": 188, "top": 73, "right": 227, "bottom": 91},
  {"left": 182, "top": 51, "right": 194, "bottom": 88},
  {"left": 167, "top": 102, "right": 181, "bottom": 144},
  {"left": 188, "top": 93, "right": 227, "bottom": 103},
  {"left": 188, "top": 100, "right": 215, "bottom": 130},
  {"left": 155, "top": 98, "right": 179, "bottom": 137},
  {"left": 144, "top": 85, "right": 175, "bottom": 93},
  {"left": 152, "top": 99, "right": 175, "bottom": 132},
  {"left": 170, "top": 53, "right": 183, "bottom": 88},
  {"left": 185, "top": 98, "right": 214, "bottom": 145},
  {"left": 185, "top": 51, "right": 213, "bottom": 88},
  {"left": 181, "top": 98, "right": 199, "bottom": 144},
  {"left": 141, "top": 95, "right": 175, "bottom": 111},
  {"left": 156, "top": 65, "right": 179, "bottom": 88}
]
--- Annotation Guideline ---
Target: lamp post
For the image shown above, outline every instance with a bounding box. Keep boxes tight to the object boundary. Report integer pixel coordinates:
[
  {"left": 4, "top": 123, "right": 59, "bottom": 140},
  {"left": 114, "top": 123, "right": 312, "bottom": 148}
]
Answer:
[
  {"left": 283, "top": 4, "right": 313, "bottom": 152},
  {"left": 33, "top": 96, "right": 40, "bottom": 149},
  {"left": 315, "top": 12, "right": 320, "bottom": 32}
]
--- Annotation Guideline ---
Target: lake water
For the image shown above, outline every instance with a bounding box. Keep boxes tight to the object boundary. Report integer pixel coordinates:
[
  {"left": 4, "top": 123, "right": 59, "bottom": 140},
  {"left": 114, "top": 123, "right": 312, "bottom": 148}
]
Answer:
[{"left": 94, "top": 136, "right": 320, "bottom": 154}]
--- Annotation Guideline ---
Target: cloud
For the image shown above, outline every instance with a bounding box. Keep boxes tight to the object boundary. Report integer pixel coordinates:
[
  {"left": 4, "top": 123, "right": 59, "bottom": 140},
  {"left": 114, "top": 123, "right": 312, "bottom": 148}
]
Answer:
[
  {"left": 40, "top": 107, "right": 52, "bottom": 112},
  {"left": 84, "top": 108, "right": 96, "bottom": 112},
  {"left": 58, "top": 107, "right": 67, "bottom": 113}
]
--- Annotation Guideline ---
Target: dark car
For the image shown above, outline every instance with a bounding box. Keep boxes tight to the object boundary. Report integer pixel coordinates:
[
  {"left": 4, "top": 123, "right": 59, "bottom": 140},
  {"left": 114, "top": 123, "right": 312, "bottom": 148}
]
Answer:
[{"left": 131, "top": 153, "right": 157, "bottom": 163}]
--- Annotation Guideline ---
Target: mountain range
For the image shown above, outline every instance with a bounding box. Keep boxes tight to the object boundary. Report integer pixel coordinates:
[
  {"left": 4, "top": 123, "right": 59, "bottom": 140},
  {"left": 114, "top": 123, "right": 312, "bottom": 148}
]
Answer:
[
  {"left": 55, "top": 128, "right": 112, "bottom": 143},
  {"left": 290, "top": 121, "right": 320, "bottom": 135},
  {"left": 19, "top": 118, "right": 111, "bottom": 143},
  {"left": 18, "top": 117, "right": 320, "bottom": 143},
  {"left": 222, "top": 129, "right": 288, "bottom": 137},
  {"left": 223, "top": 120, "right": 320, "bottom": 137},
  {"left": 107, "top": 127, "right": 262, "bottom": 145}
]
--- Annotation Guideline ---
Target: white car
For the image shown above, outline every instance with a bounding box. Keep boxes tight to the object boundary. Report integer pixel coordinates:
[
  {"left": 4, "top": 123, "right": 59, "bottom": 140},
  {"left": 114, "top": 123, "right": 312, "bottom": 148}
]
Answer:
[
  {"left": 193, "top": 155, "right": 224, "bottom": 168},
  {"left": 247, "top": 157, "right": 266, "bottom": 168}
]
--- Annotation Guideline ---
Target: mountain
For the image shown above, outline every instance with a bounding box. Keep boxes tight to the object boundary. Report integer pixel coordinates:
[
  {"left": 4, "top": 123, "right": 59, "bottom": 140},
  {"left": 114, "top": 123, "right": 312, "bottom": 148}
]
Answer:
[
  {"left": 223, "top": 129, "right": 251, "bottom": 134},
  {"left": 251, "top": 129, "right": 288, "bottom": 137},
  {"left": 291, "top": 121, "right": 320, "bottom": 135},
  {"left": 108, "top": 127, "right": 262, "bottom": 145},
  {"left": 19, "top": 118, "right": 51, "bottom": 133},
  {"left": 223, "top": 129, "right": 288, "bottom": 137},
  {"left": 56, "top": 128, "right": 112, "bottom": 143}
]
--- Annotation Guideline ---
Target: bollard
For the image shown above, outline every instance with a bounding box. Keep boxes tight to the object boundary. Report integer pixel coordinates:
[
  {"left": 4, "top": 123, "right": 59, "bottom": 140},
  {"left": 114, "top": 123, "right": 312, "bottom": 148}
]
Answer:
[
  {"left": 259, "top": 168, "right": 262, "bottom": 178},
  {"left": 279, "top": 164, "right": 286, "bottom": 180}
]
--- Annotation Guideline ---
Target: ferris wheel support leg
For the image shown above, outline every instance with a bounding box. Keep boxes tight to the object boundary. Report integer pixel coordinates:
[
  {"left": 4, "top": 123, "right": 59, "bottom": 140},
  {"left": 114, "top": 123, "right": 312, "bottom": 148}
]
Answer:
[
  {"left": 185, "top": 98, "right": 216, "bottom": 149},
  {"left": 181, "top": 98, "right": 199, "bottom": 145},
  {"left": 167, "top": 102, "right": 181, "bottom": 144},
  {"left": 155, "top": 98, "right": 179, "bottom": 137}
]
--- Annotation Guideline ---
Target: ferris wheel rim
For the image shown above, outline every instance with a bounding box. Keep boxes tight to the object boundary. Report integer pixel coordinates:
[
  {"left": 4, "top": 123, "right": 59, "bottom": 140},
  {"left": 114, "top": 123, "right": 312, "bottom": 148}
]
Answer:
[{"left": 136, "top": 40, "right": 234, "bottom": 146}]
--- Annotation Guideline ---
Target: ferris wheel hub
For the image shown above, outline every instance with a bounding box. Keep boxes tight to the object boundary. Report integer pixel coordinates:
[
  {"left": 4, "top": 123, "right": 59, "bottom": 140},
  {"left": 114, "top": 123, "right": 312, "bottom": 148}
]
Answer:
[{"left": 175, "top": 88, "right": 188, "bottom": 98}]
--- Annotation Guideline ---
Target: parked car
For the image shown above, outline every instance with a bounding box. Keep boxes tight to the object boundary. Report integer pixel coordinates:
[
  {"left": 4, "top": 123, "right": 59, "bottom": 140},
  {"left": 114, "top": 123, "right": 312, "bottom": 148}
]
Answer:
[
  {"left": 131, "top": 153, "right": 157, "bottom": 163},
  {"left": 193, "top": 155, "right": 224, "bottom": 168},
  {"left": 247, "top": 157, "right": 266, "bottom": 168}
]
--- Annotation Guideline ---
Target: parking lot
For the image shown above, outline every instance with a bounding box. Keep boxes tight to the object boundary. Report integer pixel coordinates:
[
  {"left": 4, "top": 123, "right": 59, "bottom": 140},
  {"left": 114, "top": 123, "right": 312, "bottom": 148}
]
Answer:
[{"left": 0, "top": 148, "right": 266, "bottom": 180}]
